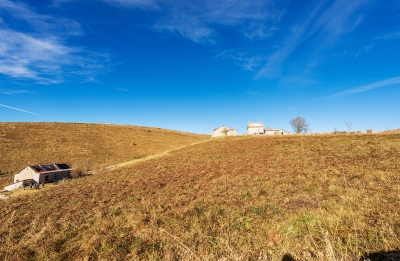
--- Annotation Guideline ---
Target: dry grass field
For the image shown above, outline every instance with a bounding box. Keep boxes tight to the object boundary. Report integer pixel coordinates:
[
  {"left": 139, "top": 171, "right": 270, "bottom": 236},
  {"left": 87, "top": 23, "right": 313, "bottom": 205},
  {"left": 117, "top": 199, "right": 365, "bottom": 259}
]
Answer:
[
  {"left": 1, "top": 134, "right": 400, "bottom": 260},
  {"left": 0, "top": 122, "right": 209, "bottom": 187}
]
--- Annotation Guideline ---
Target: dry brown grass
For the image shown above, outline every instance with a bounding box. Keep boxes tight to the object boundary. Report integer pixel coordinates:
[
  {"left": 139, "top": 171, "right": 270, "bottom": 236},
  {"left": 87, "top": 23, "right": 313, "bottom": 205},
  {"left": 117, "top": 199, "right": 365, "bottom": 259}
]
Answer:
[
  {"left": 0, "top": 122, "right": 209, "bottom": 187},
  {"left": 0, "top": 134, "right": 399, "bottom": 260}
]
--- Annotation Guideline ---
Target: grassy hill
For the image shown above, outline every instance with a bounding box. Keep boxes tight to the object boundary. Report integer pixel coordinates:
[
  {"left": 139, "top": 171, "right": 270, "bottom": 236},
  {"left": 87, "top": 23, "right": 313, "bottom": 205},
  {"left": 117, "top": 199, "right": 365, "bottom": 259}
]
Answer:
[
  {"left": 0, "top": 122, "right": 209, "bottom": 187},
  {"left": 1, "top": 134, "right": 400, "bottom": 260}
]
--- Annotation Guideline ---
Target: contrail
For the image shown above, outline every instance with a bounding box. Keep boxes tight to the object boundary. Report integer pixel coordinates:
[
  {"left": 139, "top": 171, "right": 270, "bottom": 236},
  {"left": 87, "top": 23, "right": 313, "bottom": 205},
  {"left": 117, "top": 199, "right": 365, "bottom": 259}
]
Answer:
[
  {"left": 0, "top": 103, "right": 39, "bottom": 115},
  {"left": 327, "top": 76, "right": 400, "bottom": 99}
]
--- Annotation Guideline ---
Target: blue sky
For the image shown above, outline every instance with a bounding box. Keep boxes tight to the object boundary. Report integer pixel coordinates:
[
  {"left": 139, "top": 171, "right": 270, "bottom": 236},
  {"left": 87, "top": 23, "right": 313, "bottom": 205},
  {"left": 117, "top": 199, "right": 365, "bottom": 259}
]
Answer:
[{"left": 1, "top": 0, "right": 399, "bottom": 134}]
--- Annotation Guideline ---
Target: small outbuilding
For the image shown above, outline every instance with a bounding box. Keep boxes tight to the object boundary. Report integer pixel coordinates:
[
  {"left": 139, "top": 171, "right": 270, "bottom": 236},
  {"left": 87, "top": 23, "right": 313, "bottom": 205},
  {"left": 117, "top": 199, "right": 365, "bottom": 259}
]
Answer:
[
  {"left": 14, "top": 163, "right": 72, "bottom": 184},
  {"left": 264, "top": 127, "right": 290, "bottom": 135}
]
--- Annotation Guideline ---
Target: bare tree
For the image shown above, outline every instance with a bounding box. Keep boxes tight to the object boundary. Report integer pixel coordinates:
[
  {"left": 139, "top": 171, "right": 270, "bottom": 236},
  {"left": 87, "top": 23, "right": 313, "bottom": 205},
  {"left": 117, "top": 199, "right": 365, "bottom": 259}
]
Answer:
[
  {"left": 345, "top": 121, "right": 353, "bottom": 132},
  {"left": 222, "top": 127, "right": 229, "bottom": 136},
  {"left": 290, "top": 117, "right": 309, "bottom": 133}
]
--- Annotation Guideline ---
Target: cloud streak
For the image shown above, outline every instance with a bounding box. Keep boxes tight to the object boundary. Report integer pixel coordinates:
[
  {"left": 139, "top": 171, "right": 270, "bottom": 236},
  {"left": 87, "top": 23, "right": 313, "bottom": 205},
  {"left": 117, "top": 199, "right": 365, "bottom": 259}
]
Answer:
[
  {"left": 164, "top": 1, "right": 284, "bottom": 42},
  {"left": 0, "top": 0, "right": 83, "bottom": 35},
  {"left": 215, "top": 50, "right": 264, "bottom": 71},
  {"left": 374, "top": 31, "right": 400, "bottom": 40},
  {"left": 257, "top": 0, "right": 366, "bottom": 79},
  {"left": 324, "top": 76, "right": 400, "bottom": 99},
  {"left": 0, "top": 89, "right": 33, "bottom": 95},
  {"left": 104, "top": 0, "right": 160, "bottom": 9},
  {"left": 0, "top": 103, "right": 39, "bottom": 115},
  {"left": 109, "top": 0, "right": 285, "bottom": 43}
]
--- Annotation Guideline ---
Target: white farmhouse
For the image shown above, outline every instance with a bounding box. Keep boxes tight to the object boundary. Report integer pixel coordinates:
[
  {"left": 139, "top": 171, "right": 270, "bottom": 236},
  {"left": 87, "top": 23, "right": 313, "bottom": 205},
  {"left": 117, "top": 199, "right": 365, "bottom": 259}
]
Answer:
[
  {"left": 247, "top": 122, "right": 264, "bottom": 135},
  {"left": 212, "top": 126, "right": 237, "bottom": 138}
]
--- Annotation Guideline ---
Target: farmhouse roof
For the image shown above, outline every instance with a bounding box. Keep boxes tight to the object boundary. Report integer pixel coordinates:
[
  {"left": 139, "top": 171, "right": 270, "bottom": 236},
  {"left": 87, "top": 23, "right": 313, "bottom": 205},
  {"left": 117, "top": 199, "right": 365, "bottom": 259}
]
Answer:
[
  {"left": 29, "top": 163, "right": 72, "bottom": 173},
  {"left": 265, "top": 128, "right": 290, "bottom": 133},
  {"left": 247, "top": 122, "right": 264, "bottom": 128},
  {"left": 213, "top": 125, "right": 227, "bottom": 131}
]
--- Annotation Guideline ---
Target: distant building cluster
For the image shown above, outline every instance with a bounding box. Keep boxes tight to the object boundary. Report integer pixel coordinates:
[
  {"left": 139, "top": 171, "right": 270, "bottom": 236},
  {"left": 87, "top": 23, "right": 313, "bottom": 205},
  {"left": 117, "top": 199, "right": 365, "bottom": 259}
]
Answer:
[
  {"left": 211, "top": 122, "right": 290, "bottom": 138},
  {"left": 247, "top": 122, "right": 290, "bottom": 135},
  {"left": 212, "top": 123, "right": 400, "bottom": 137},
  {"left": 331, "top": 128, "right": 400, "bottom": 135},
  {"left": 371, "top": 128, "right": 400, "bottom": 134}
]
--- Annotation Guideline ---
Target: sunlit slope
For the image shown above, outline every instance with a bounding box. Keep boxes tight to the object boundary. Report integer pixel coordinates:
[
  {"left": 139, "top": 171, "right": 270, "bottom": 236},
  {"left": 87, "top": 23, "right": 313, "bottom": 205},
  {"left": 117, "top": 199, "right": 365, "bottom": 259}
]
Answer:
[
  {"left": 0, "top": 122, "right": 209, "bottom": 173},
  {"left": 1, "top": 134, "right": 400, "bottom": 260}
]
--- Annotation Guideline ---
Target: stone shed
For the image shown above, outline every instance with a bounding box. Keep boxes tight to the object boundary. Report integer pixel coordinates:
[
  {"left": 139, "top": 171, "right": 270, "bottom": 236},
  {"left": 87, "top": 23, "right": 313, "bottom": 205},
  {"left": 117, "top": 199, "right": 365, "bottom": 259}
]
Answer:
[
  {"left": 14, "top": 163, "right": 72, "bottom": 184},
  {"left": 264, "top": 127, "right": 290, "bottom": 135}
]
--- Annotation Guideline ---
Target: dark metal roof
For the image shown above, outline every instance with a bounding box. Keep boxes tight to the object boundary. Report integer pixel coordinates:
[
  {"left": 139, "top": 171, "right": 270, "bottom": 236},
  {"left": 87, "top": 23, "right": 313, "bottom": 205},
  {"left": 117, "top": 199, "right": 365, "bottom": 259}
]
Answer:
[
  {"left": 41, "top": 165, "right": 57, "bottom": 171},
  {"left": 29, "top": 163, "right": 71, "bottom": 173},
  {"left": 30, "top": 165, "right": 43, "bottom": 172},
  {"left": 55, "top": 163, "right": 71, "bottom": 170}
]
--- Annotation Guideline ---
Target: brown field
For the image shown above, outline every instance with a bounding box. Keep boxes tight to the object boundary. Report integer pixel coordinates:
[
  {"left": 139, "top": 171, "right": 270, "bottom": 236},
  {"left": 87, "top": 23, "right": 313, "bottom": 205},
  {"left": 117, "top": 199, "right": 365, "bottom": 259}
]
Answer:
[
  {"left": 1, "top": 134, "right": 400, "bottom": 260},
  {"left": 0, "top": 122, "right": 209, "bottom": 187}
]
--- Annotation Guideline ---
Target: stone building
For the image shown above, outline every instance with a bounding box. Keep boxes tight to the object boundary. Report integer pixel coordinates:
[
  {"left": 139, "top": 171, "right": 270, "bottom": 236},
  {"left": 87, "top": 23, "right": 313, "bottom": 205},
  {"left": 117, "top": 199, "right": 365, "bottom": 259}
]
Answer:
[
  {"left": 212, "top": 126, "right": 237, "bottom": 138},
  {"left": 264, "top": 127, "right": 290, "bottom": 135},
  {"left": 14, "top": 163, "right": 72, "bottom": 184}
]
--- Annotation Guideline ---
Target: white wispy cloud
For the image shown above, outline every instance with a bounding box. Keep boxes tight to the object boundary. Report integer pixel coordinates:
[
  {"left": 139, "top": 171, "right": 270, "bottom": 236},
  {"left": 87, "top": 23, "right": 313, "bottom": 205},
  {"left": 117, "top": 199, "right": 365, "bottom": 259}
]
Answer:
[
  {"left": 164, "top": 1, "right": 284, "bottom": 43},
  {"left": 104, "top": 0, "right": 160, "bottom": 9},
  {"left": 215, "top": 50, "right": 264, "bottom": 71},
  {"left": 257, "top": 0, "right": 366, "bottom": 78},
  {"left": 374, "top": 31, "right": 400, "bottom": 40},
  {"left": 0, "top": 29, "right": 111, "bottom": 84},
  {"left": 0, "top": 89, "right": 33, "bottom": 95},
  {"left": 325, "top": 76, "right": 400, "bottom": 99},
  {"left": 0, "top": 103, "right": 39, "bottom": 115},
  {"left": 355, "top": 44, "right": 374, "bottom": 57},
  {"left": 0, "top": 0, "right": 111, "bottom": 84},
  {"left": 349, "top": 15, "right": 364, "bottom": 31},
  {"left": 108, "top": 0, "right": 284, "bottom": 43},
  {"left": 0, "top": 0, "right": 83, "bottom": 36}
]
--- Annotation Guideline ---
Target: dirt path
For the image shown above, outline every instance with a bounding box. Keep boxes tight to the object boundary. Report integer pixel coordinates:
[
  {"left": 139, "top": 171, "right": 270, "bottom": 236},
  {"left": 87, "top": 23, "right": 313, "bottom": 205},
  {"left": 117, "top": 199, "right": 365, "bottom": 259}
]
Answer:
[
  {"left": 3, "top": 139, "right": 213, "bottom": 198},
  {"left": 102, "top": 138, "right": 213, "bottom": 171}
]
